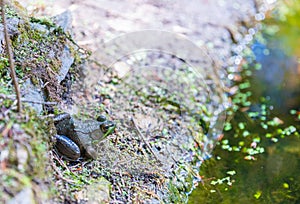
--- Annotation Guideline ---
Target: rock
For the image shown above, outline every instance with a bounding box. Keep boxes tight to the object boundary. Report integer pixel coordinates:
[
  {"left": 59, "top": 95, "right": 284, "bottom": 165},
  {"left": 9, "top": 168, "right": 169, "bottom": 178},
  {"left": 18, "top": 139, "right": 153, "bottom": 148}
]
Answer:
[
  {"left": 7, "top": 187, "right": 35, "bottom": 204},
  {"left": 0, "top": 17, "right": 21, "bottom": 54},
  {"left": 16, "top": 144, "right": 29, "bottom": 172},
  {"left": 22, "top": 79, "right": 44, "bottom": 114},
  {"left": 57, "top": 45, "right": 75, "bottom": 83},
  {"left": 1, "top": 9, "right": 77, "bottom": 112},
  {"left": 113, "top": 61, "right": 131, "bottom": 78},
  {"left": 30, "top": 22, "right": 48, "bottom": 33},
  {"left": 53, "top": 10, "right": 75, "bottom": 83},
  {"left": 53, "top": 10, "right": 73, "bottom": 33},
  {"left": 76, "top": 177, "right": 111, "bottom": 203}
]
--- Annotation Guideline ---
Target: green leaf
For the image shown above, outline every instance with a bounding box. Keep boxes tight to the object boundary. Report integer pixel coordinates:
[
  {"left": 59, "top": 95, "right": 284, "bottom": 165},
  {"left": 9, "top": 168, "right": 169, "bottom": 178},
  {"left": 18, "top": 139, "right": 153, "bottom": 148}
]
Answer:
[
  {"left": 283, "top": 183, "right": 289, "bottom": 189},
  {"left": 226, "top": 170, "right": 236, "bottom": 176},
  {"left": 254, "top": 191, "right": 262, "bottom": 199},
  {"left": 238, "top": 122, "right": 245, "bottom": 130}
]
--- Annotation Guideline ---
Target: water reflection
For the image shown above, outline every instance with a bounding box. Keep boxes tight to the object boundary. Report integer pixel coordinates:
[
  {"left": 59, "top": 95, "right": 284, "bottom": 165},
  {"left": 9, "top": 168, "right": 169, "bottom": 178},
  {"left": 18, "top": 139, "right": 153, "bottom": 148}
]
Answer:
[{"left": 251, "top": 39, "right": 300, "bottom": 113}]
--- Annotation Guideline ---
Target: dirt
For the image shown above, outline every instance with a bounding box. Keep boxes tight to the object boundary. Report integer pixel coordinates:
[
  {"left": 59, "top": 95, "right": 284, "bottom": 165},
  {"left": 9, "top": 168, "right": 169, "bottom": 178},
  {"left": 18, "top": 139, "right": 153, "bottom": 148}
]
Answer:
[{"left": 19, "top": 0, "right": 263, "bottom": 62}]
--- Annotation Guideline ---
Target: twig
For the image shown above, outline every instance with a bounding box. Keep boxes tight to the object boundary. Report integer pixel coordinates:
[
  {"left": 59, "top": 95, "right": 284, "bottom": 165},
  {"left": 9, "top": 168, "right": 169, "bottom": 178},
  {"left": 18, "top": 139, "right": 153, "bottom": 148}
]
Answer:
[
  {"left": 21, "top": 100, "right": 57, "bottom": 105},
  {"left": 0, "top": 121, "right": 13, "bottom": 137},
  {"left": 50, "top": 151, "right": 75, "bottom": 184},
  {"left": 130, "top": 117, "right": 161, "bottom": 164},
  {"left": 1, "top": 1, "right": 22, "bottom": 112},
  {"left": 0, "top": 94, "right": 57, "bottom": 105},
  {"left": 134, "top": 186, "right": 161, "bottom": 201},
  {"left": 112, "top": 156, "right": 136, "bottom": 168},
  {"left": 52, "top": 150, "right": 72, "bottom": 172}
]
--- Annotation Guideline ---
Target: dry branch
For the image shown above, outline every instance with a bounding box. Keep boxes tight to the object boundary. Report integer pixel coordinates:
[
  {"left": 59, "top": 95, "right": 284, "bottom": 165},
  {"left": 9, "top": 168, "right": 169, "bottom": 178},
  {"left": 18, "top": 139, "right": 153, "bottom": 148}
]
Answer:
[{"left": 1, "top": 0, "right": 22, "bottom": 112}]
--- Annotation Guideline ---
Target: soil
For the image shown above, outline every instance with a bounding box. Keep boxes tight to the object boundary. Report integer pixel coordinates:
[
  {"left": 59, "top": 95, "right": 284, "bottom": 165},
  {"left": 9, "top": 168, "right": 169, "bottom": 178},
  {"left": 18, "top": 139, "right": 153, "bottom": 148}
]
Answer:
[{"left": 19, "top": 0, "right": 262, "bottom": 63}]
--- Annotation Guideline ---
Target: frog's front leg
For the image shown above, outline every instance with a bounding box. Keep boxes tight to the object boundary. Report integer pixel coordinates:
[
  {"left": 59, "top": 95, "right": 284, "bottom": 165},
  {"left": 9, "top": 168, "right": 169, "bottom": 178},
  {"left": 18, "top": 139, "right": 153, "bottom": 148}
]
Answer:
[
  {"left": 53, "top": 112, "right": 71, "bottom": 123},
  {"left": 54, "top": 135, "right": 81, "bottom": 161}
]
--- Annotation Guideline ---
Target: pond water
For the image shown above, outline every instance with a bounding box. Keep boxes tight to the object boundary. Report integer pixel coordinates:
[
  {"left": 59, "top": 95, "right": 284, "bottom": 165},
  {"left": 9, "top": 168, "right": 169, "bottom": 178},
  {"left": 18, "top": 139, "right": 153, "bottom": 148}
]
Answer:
[{"left": 188, "top": 24, "right": 300, "bottom": 204}]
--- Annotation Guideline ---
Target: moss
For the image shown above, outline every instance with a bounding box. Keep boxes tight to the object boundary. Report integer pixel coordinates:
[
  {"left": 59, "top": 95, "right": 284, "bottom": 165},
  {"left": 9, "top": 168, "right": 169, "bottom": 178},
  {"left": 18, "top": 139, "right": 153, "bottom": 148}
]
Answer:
[
  {"left": 0, "top": 101, "right": 55, "bottom": 203},
  {"left": 168, "top": 180, "right": 186, "bottom": 203},
  {"left": 12, "top": 19, "right": 65, "bottom": 74},
  {"left": 0, "top": 6, "right": 19, "bottom": 21},
  {"left": 0, "top": 6, "right": 86, "bottom": 102},
  {"left": 30, "top": 17, "right": 56, "bottom": 28},
  {"left": 0, "top": 57, "right": 9, "bottom": 71}
]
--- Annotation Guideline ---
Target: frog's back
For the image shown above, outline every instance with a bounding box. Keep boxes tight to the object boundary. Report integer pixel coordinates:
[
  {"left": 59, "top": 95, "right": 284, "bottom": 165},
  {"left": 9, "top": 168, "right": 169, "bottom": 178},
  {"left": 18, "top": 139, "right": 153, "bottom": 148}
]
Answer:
[{"left": 73, "top": 119, "right": 104, "bottom": 146}]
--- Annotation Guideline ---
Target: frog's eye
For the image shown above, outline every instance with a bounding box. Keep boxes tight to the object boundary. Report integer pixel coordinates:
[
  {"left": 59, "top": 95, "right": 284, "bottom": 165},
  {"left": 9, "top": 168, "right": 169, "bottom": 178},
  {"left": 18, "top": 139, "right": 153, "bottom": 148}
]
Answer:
[
  {"left": 100, "top": 121, "right": 115, "bottom": 132},
  {"left": 97, "top": 115, "right": 107, "bottom": 122}
]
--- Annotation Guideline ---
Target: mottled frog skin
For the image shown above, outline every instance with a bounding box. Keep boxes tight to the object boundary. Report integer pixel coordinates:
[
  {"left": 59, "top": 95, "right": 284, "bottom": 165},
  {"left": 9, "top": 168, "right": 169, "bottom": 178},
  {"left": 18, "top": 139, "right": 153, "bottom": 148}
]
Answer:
[{"left": 54, "top": 113, "right": 115, "bottom": 160}]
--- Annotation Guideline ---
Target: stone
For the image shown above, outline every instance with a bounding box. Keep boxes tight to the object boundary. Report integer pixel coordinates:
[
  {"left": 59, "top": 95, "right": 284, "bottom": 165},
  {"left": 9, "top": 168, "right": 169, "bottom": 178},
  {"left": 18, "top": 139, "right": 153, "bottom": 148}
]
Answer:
[
  {"left": 7, "top": 187, "right": 35, "bottom": 204},
  {"left": 76, "top": 177, "right": 111, "bottom": 203},
  {"left": 53, "top": 11, "right": 75, "bottom": 83},
  {"left": 22, "top": 79, "right": 44, "bottom": 114},
  {"left": 57, "top": 45, "right": 74, "bottom": 83},
  {"left": 53, "top": 10, "right": 73, "bottom": 33}
]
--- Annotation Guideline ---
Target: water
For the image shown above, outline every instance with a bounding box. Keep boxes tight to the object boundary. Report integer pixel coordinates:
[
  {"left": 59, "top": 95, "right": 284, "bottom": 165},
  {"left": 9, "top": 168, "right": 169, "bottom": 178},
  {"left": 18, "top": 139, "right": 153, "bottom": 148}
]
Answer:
[
  {"left": 188, "top": 132, "right": 300, "bottom": 203},
  {"left": 251, "top": 40, "right": 300, "bottom": 114},
  {"left": 188, "top": 28, "right": 300, "bottom": 204}
]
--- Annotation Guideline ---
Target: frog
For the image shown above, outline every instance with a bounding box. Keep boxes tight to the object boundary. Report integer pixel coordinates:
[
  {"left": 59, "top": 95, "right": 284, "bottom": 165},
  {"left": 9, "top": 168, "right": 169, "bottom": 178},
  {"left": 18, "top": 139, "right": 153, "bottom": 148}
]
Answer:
[{"left": 53, "top": 113, "right": 116, "bottom": 161}]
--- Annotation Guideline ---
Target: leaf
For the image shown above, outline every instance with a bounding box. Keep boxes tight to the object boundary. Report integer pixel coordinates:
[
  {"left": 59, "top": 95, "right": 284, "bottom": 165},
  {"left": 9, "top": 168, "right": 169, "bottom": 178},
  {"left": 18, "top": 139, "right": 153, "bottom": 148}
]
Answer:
[
  {"left": 254, "top": 191, "right": 262, "bottom": 199},
  {"left": 226, "top": 170, "right": 236, "bottom": 176}
]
